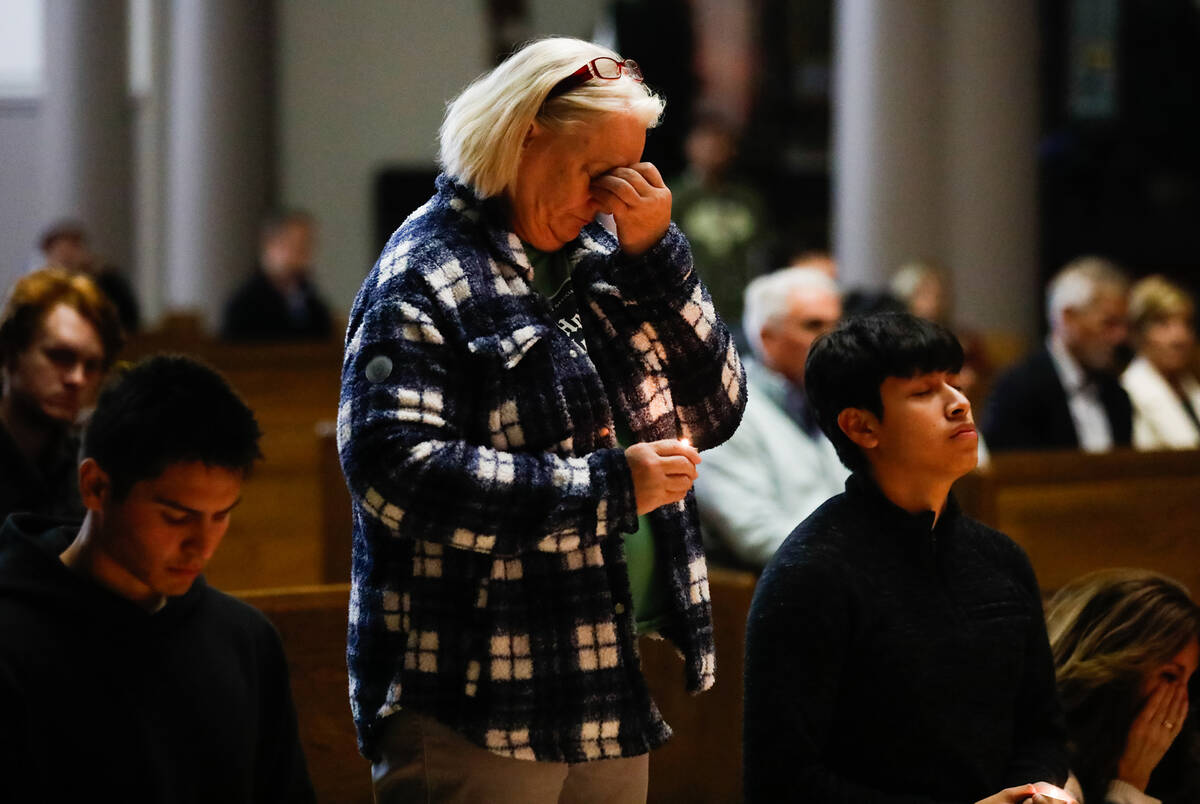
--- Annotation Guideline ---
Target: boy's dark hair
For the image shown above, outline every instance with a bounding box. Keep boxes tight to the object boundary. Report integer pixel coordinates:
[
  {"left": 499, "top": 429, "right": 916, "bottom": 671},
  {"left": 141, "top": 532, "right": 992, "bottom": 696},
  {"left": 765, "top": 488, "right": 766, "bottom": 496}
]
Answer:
[
  {"left": 82, "top": 355, "right": 262, "bottom": 500},
  {"left": 804, "top": 313, "right": 964, "bottom": 474}
]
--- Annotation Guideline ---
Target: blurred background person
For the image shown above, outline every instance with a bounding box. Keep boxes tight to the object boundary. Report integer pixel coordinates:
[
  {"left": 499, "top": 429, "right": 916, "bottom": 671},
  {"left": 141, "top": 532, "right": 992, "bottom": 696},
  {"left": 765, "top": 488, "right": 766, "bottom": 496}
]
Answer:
[
  {"left": 695, "top": 266, "right": 845, "bottom": 569},
  {"left": 221, "top": 209, "right": 333, "bottom": 342},
  {"left": 671, "top": 111, "right": 772, "bottom": 330},
  {"left": 39, "top": 219, "right": 140, "bottom": 333},
  {"left": 984, "top": 257, "right": 1132, "bottom": 453},
  {"left": 1121, "top": 276, "right": 1200, "bottom": 450},
  {"left": 891, "top": 259, "right": 948, "bottom": 324},
  {"left": 0, "top": 268, "right": 123, "bottom": 523},
  {"left": 786, "top": 249, "right": 837, "bottom": 281},
  {"left": 838, "top": 253, "right": 906, "bottom": 320},
  {"left": 1046, "top": 568, "right": 1200, "bottom": 804}
]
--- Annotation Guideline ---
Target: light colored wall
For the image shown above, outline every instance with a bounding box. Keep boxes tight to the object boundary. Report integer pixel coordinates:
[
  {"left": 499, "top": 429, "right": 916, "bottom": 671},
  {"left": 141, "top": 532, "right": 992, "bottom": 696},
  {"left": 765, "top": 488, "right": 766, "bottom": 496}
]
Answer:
[
  {"left": 277, "top": 0, "right": 606, "bottom": 316},
  {"left": 0, "top": 0, "right": 43, "bottom": 290},
  {"left": 0, "top": 99, "right": 41, "bottom": 292},
  {"left": 4, "top": 0, "right": 1038, "bottom": 337}
]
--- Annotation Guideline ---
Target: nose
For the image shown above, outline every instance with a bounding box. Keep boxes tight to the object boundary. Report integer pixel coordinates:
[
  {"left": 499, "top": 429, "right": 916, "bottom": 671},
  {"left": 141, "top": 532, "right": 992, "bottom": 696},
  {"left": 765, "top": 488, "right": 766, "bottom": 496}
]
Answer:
[
  {"left": 183, "top": 519, "right": 228, "bottom": 563},
  {"left": 62, "top": 360, "right": 87, "bottom": 387},
  {"left": 946, "top": 384, "right": 971, "bottom": 419}
]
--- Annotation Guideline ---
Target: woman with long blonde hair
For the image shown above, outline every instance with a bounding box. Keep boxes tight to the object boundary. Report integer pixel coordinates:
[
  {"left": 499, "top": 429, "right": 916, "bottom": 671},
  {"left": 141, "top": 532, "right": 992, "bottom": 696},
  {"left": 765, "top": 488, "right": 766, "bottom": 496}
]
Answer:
[{"left": 1046, "top": 569, "right": 1200, "bottom": 803}]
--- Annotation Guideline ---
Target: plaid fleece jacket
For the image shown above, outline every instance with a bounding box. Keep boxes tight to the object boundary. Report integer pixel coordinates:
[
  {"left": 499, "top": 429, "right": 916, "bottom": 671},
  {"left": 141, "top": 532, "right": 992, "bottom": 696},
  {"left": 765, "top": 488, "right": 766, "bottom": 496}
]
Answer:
[{"left": 339, "top": 175, "right": 746, "bottom": 763}]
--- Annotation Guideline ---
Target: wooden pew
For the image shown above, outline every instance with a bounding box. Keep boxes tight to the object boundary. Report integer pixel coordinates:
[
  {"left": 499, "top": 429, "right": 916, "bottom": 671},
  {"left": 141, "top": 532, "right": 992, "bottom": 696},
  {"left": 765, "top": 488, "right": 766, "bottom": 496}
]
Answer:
[
  {"left": 642, "top": 566, "right": 758, "bottom": 804},
  {"left": 955, "top": 448, "right": 1200, "bottom": 596},
  {"left": 317, "top": 421, "right": 353, "bottom": 583},
  {"left": 238, "top": 574, "right": 760, "bottom": 804},
  {"left": 236, "top": 584, "right": 372, "bottom": 804}
]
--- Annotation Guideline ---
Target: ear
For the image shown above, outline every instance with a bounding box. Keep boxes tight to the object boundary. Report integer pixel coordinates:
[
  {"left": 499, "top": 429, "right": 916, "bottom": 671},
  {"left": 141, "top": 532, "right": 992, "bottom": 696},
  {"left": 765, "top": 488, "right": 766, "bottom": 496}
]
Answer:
[
  {"left": 78, "top": 458, "right": 111, "bottom": 512},
  {"left": 523, "top": 120, "right": 545, "bottom": 149},
  {"left": 758, "top": 324, "right": 782, "bottom": 364},
  {"left": 837, "top": 408, "right": 880, "bottom": 450}
]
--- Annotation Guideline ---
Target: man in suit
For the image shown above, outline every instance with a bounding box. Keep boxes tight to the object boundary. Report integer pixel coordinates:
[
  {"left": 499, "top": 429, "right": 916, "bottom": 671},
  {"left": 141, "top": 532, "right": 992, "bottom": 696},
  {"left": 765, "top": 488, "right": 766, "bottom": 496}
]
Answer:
[{"left": 983, "top": 257, "right": 1132, "bottom": 452}]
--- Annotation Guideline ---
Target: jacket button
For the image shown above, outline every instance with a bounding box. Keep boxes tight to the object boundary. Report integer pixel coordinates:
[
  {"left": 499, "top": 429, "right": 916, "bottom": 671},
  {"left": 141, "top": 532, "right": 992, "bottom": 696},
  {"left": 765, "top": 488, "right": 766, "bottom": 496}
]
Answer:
[
  {"left": 598, "top": 427, "right": 610, "bottom": 438},
  {"left": 614, "top": 603, "right": 626, "bottom": 615}
]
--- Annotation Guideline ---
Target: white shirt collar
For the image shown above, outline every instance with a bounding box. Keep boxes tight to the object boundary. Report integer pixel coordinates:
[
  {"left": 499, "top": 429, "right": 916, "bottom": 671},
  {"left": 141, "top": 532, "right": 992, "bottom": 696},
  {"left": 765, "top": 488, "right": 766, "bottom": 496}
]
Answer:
[{"left": 1047, "top": 334, "right": 1089, "bottom": 393}]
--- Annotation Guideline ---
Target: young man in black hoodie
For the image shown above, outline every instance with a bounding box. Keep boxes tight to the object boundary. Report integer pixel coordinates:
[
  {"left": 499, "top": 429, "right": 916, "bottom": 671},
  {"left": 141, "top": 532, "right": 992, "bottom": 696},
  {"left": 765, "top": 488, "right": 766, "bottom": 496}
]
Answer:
[
  {"left": 0, "top": 355, "right": 314, "bottom": 803},
  {"left": 744, "top": 314, "right": 1074, "bottom": 804}
]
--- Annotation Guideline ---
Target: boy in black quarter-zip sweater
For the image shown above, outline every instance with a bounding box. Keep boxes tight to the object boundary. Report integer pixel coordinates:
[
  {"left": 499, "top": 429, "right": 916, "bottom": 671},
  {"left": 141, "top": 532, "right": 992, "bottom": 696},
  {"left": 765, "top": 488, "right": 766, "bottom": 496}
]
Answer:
[{"left": 744, "top": 313, "right": 1072, "bottom": 804}]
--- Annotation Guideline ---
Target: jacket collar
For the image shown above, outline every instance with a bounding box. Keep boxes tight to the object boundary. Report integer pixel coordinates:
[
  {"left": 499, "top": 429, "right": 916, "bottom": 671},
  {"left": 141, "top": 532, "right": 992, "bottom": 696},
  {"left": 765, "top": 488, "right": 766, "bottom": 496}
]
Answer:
[
  {"left": 437, "top": 174, "right": 619, "bottom": 285},
  {"left": 844, "top": 472, "right": 961, "bottom": 544}
]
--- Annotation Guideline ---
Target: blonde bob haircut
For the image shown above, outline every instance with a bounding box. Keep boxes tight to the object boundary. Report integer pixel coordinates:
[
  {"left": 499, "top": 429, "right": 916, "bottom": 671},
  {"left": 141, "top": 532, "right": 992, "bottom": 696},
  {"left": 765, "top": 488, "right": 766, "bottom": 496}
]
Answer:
[
  {"left": 1046, "top": 567, "right": 1200, "bottom": 690},
  {"left": 439, "top": 37, "right": 666, "bottom": 199},
  {"left": 1128, "top": 274, "right": 1195, "bottom": 340}
]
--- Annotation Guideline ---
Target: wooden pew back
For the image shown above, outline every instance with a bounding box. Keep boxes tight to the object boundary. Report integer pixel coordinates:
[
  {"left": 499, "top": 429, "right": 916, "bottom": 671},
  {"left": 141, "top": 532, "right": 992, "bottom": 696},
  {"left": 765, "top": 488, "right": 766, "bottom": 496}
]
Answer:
[
  {"left": 641, "top": 566, "right": 758, "bottom": 803},
  {"left": 240, "top": 572, "right": 761, "bottom": 804},
  {"left": 956, "top": 448, "right": 1200, "bottom": 596}
]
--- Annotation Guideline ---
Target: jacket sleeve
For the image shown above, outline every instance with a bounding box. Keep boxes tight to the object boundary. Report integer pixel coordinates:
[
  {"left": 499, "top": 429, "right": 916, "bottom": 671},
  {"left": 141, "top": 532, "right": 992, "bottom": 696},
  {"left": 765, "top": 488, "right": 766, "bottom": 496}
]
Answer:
[
  {"left": 581, "top": 223, "right": 746, "bottom": 451},
  {"left": 744, "top": 556, "right": 961, "bottom": 804},
  {"left": 339, "top": 271, "right": 639, "bottom": 559}
]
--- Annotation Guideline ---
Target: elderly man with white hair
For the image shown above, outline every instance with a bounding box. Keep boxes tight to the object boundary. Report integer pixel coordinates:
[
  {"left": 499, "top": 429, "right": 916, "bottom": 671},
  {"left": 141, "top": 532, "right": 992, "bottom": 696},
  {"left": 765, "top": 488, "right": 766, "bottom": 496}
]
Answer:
[
  {"left": 983, "top": 257, "right": 1133, "bottom": 452},
  {"left": 695, "top": 267, "right": 847, "bottom": 568}
]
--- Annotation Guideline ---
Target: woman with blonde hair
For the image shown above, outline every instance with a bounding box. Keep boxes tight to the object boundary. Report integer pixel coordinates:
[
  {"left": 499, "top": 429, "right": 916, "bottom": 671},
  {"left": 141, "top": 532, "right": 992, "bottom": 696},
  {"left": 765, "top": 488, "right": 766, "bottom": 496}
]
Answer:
[
  {"left": 1121, "top": 276, "right": 1200, "bottom": 449},
  {"left": 1046, "top": 568, "right": 1200, "bottom": 804},
  {"left": 338, "top": 36, "right": 745, "bottom": 801}
]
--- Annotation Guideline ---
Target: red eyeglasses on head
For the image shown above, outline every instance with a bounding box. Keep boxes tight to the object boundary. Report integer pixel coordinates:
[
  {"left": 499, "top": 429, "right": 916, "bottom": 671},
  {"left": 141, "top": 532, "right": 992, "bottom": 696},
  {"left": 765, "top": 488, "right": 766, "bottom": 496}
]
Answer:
[{"left": 544, "top": 57, "right": 644, "bottom": 102}]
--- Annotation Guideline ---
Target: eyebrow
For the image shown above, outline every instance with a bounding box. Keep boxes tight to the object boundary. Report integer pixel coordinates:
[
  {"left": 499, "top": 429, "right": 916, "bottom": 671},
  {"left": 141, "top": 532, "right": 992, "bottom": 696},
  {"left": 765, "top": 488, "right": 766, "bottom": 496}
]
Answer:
[
  {"left": 152, "top": 495, "right": 243, "bottom": 516},
  {"left": 44, "top": 341, "right": 105, "bottom": 360}
]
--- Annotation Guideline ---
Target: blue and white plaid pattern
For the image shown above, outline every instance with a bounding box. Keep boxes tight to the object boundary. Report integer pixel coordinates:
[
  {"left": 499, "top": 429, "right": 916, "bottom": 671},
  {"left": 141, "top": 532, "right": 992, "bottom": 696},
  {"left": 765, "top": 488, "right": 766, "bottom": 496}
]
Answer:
[{"left": 340, "top": 175, "right": 745, "bottom": 762}]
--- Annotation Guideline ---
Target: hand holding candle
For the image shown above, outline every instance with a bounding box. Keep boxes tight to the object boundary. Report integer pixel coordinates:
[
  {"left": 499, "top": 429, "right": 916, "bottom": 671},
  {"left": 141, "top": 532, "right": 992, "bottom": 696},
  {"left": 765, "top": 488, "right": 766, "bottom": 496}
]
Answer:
[{"left": 625, "top": 438, "right": 701, "bottom": 515}]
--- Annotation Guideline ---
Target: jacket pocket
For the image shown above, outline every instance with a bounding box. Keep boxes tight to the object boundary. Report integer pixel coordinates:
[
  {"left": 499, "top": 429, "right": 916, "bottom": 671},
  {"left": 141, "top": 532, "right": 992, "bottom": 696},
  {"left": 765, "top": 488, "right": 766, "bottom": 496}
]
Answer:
[
  {"left": 468, "top": 324, "right": 546, "bottom": 370},
  {"left": 467, "top": 323, "right": 574, "bottom": 452}
]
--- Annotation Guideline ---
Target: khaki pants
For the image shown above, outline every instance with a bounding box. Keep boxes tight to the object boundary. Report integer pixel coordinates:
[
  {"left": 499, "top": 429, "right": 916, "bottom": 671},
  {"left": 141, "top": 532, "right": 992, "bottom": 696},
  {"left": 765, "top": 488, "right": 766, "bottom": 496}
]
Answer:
[{"left": 371, "top": 711, "right": 649, "bottom": 804}]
